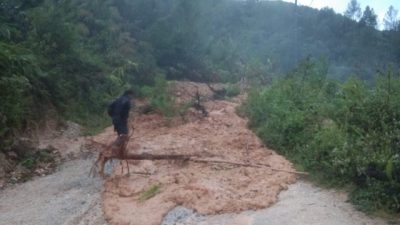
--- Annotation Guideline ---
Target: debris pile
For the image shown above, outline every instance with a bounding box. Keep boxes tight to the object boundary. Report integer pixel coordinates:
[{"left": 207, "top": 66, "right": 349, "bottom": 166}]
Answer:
[{"left": 90, "top": 82, "right": 297, "bottom": 225}]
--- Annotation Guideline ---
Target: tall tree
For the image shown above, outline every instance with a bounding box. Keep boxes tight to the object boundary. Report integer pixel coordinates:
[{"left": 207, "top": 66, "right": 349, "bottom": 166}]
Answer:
[
  {"left": 383, "top": 6, "right": 399, "bottom": 31},
  {"left": 344, "top": 0, "right": 361, "bottom": 21},
  {"left": 360, "top": 6, "right": 378, "bottom": 28}
]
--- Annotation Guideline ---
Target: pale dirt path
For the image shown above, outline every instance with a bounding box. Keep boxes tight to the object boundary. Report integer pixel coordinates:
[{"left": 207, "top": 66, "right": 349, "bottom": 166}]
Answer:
[
  {"left": 164, "top": 180, "right": 387, "bottom": 225},
  {"left": 0, "top": 155, "right": 106, "bottom": 225},
  {"left": 251, "top": 181, "right": 387, "bottom": 225},
  {"left": 0, "top": 122, "right": 107, "bottom": 225}
]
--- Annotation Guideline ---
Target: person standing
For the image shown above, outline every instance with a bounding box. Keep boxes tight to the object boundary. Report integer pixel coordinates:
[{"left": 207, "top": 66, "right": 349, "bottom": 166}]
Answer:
[{"left": 108, "top": 90, "right": 134, "bottom": 136}]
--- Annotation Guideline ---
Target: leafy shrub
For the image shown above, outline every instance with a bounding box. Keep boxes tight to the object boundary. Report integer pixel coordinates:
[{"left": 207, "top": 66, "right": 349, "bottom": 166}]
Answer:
[
  {"left": 21, "top": 149, "right": 56, "bottom": 170},
  {"left": 141, "top": 74, "right": 177, "bottom": 117},
  {"left": 245, "top": 59, "right": 400, "bottom": 213},
  {"left": 0, "top": 42, "right": 45, "bottom": 139},
  {"left": 226, "top": 84, "right": 241, "bottom": 97}
]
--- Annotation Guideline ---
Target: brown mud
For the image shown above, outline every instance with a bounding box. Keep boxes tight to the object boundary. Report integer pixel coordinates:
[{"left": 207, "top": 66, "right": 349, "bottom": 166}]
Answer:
[{"left": 92, "top": 82, "right": 297, "bottom": 225}]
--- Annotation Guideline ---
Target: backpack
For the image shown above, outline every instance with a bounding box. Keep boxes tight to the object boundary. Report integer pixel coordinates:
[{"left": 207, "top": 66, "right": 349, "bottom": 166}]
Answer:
[{"left": 107, "top": 101, "right": 116, "bottom": 117}]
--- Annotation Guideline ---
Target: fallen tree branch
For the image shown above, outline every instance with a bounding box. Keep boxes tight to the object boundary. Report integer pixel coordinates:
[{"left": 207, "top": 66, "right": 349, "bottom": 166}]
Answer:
[
  {"left": 190, "top": 157, "right": 308, "bottom": 175},
  {"left": 89, "top": 137, "right": 307, "bottom": 177},
  {"left": 107, "top": 153, "right": 308, "bottom": 175},
  {"left": 190, "top": 157, "right": 263, "bottom": 168},
  {"left": 124, "top": 153, "right": 192, "bottom": 161}
]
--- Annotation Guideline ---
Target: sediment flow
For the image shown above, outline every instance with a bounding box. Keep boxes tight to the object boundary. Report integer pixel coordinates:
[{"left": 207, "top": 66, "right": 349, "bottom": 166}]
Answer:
[{"left": 92, "top": 83, "right": 297, "bottom": 225}]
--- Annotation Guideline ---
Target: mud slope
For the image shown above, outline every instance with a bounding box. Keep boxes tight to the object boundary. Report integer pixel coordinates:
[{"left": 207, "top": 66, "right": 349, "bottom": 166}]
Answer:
[{"left": 94, "top": 83, "right": 297, "bottom": 225}]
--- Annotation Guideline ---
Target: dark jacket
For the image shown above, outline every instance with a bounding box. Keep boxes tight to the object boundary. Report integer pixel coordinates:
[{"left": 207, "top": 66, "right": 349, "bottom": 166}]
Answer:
[{"left": 108, "top": 94, "right": 132, "bottom": 121}]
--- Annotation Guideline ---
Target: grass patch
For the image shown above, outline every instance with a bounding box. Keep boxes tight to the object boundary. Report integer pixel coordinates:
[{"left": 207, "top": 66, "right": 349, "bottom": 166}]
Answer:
[
  {"left": 139, "top": 184, "right": 161, "bottom": 202},
  {"left": 21, "top": 149, "right": 56, "bottom": 170}
]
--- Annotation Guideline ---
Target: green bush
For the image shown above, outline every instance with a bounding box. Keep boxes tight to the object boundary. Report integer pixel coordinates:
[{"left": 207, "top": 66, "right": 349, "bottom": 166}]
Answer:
[
  {"left": 141, "top": 74, "right": 177, "bottom": 117},
  {"left": 226, "top": 84, "right": 241, "bottom": 97},
  {"left": 0, "top": 42, "right": 45, "bottom": 139},
  {"left": 245, "top": 59, "right": 400, "bottom": 213}
]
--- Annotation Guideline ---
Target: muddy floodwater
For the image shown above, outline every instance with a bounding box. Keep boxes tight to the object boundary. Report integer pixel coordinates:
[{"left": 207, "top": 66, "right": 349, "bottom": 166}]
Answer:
[{"left": 92, "top": 83, "right": 297, "bottom": 225}]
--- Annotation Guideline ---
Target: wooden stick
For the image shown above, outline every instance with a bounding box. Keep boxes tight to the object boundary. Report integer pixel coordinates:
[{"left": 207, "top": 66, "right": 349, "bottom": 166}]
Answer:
[
  {"left": 116, "top": 152, "right": 308, "bottom": 175},
  {"left": 190, "top": 158, "right": 262, "bottom": 168},
  {"left": 90, "top": 143, "right": 307, "bottom": 176},
  {"left": 122, "top": 155, "right": 308, "bottom": 175},
  {"left": 189, "top": 157, "right": 308, "bottom": 175},
  {"left": 123, "top": 153, "right": 192, "bottom": 161}
]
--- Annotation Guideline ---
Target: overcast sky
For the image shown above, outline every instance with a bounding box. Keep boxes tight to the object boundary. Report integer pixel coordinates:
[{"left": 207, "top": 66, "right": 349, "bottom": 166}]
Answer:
[{"left": 282, "top": 0, "right": 400, "bottom": 27}]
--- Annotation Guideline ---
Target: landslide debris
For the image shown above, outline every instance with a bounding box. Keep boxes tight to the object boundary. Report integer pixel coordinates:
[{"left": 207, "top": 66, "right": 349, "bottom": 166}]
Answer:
[{"left": 92, "top": 82, "right": 297, "bottom": 225}]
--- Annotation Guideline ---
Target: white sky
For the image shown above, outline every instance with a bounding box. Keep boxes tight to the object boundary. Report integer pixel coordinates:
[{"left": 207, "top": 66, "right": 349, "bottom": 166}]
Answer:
[{"left": 282, "top": 0, "right": 400, "bottom": 27}]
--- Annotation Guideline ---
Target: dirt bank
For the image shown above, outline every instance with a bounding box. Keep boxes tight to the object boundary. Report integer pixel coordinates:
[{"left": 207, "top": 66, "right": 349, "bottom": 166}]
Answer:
[{"left": 94, "top": 83, "right": 297, "bottom": 225}]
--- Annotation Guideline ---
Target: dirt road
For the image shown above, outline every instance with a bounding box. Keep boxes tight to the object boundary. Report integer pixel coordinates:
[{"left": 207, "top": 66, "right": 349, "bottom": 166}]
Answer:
[
  {"left": 0, "top": 82, "right": 389, "bottom": 225},
  {"left": 161, "top": 181, "right": 387, "bottom": 225},
  {"left": 0, "top": 156, "right": 106, "bottom": 225},
  {"left": 0, "top": 163, "right": 386, "bottom": 225}
]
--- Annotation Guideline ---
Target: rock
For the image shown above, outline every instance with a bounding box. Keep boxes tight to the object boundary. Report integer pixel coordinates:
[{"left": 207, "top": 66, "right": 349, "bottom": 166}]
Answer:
[
  {"left": 12, "top": 137, "right": 39, "bottom": 158},
  {"left": 61, "top": 121, "right": 82, "bottom": 139},
  {"left": 138, "top": 104, "right": 154, "bottom": 114},
  {"left": 161, "top": 207, "right": 205, "bottom": 225},
  {"left": 10, "top": 164, "right": 31, "bottom": 182},
  {"left": 7, "top": 151, "right": 18, "bottom": 159},
  {"left": 0, "top": 179, "right": 4, "bottom": 189},
  {"left": 0, "top": 152, "right": 13, "bottom": 179}
]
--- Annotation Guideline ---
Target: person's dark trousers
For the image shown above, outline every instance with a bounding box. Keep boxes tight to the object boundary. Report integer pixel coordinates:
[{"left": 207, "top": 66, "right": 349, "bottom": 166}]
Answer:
[{"left": 112, "top": 117, "right": 128, "bottom": 135}]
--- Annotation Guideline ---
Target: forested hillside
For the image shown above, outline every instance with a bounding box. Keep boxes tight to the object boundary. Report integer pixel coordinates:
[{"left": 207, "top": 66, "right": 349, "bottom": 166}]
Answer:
[{"left": 1, "top": 0, "right": 399, "bottom": 160}]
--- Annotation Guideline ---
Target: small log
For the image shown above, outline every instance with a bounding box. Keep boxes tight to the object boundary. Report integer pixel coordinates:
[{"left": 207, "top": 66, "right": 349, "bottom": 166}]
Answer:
[
  {"left": 91, "top": 147, "right": 307, "bottom": 177},
  {"left": 190, "top": 158, "right": 263, "bottom": 168},
  {"left": 123, "top": 153, "right": 192, "bottom": 161},
  {"left": 189, "top": 157, "right": 308, "bottom": 175}
]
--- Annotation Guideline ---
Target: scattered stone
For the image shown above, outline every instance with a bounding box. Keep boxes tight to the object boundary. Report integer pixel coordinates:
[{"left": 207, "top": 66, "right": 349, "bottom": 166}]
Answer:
[
  {"left": 0, "top": 152, "right": 12, "bottom": 179},
  {"left": 161, "top": 207, "right": 205, "bottom": 225},
  {"left": 61, "top": 121, "right": 82, "bottom": 139},
  {"left": 0, "top": 179, "right": 4, "bottom": 189},
  {"left": 12, "top": 137, "right": 39, "bottom": 158},
  {"left": 7, "top": 151, "right": 18, "bottom": 159}
]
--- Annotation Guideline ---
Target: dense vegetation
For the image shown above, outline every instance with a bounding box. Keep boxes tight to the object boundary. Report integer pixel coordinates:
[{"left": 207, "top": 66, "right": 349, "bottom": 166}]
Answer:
[
  {"left": 1, "top": 0, "right": 400, "bottom": 214},
  {"left": 1, "top": 0, "right": 399, "bottom": 136},
  {"left": 244, "top": 59, "right": 400, "bottom": 213}
]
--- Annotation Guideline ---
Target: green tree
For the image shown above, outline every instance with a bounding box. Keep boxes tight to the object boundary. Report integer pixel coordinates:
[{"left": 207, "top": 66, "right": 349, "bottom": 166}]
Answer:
[
  {"left": 360, "top": 6, "right": 378, "bottom": 28},
  {"left": 383, "top": 6, "right": 399, "bottom": 31},
  {"left": 344, "top": 0, "right": 362, "bottom": 21}
]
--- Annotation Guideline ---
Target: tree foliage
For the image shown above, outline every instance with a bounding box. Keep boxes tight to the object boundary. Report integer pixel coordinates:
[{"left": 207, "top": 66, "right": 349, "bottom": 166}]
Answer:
[
  {"left": 1, "top": 0, "right": 400, "bottom": 146},
  {"left": 360, "top": 6, "right": 378, "bottom": 28},
  {"left": 245, "top": 59, "right": 400, "bottom": 213},
  {"left": 384, "top": 6, "right": 399, "bottom": 31},
  {"left": 344, "top": 0, "right": 362, "bottom": 21}
]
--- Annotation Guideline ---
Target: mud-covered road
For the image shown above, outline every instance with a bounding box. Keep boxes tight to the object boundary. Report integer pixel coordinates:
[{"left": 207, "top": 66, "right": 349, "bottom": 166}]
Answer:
[
  {"left": 0, "top": 159, "right": 386, "bottom": 225},
  {"left": 0, "top": 82, "right": 389, "bottom": 225}
]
